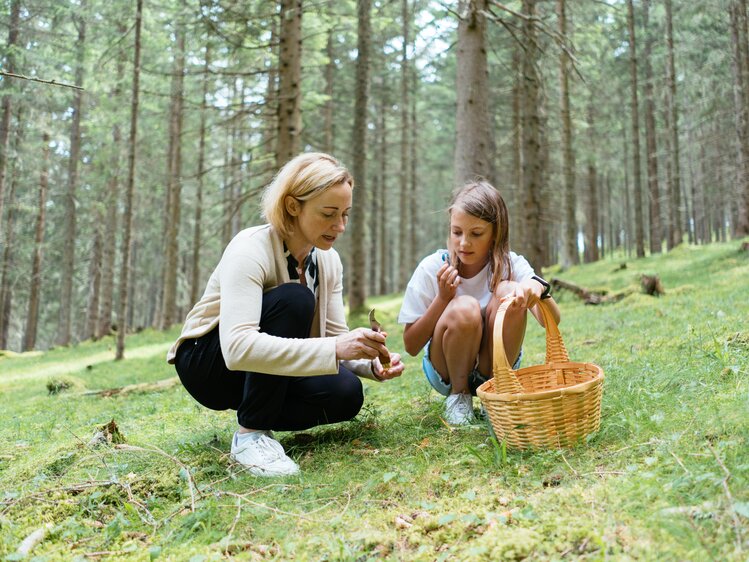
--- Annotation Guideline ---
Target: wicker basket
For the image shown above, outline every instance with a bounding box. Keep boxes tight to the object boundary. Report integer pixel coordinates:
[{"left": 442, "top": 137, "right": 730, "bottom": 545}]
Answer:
[{"left": 476, "top": 298, "right": 604, "bottom": 449}]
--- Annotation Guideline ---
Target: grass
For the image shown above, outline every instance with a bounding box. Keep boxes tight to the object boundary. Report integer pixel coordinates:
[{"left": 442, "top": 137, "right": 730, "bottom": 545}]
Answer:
[{"left": 1, "top": 240, "right": 748, "bottom": 561}]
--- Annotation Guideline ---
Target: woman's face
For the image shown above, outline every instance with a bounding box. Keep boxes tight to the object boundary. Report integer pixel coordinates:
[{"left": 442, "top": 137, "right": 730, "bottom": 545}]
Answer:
[
  {"left": 449, "top": 208, "right": 494, "bottom": 271},
  {"left": 290, "top": 181, "right": 352, "bottom": 250}
]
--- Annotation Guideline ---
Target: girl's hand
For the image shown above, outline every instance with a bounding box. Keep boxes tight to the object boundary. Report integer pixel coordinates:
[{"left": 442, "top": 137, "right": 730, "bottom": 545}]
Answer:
[
  {"left": 436, "top": 262, "right": 460, "bottom": 303},
  {"left": 501, "top": 279, "right": 542, "bottom": 310},
  {"left": 372, "top": 352, "right": 405, "bottom": 381},
  {"left": 335, "top": 328, "right": 389, "bottom": 361}
]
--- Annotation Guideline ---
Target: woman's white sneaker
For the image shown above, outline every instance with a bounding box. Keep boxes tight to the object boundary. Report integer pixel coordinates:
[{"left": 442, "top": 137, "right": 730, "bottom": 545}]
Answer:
[{"left": 230, "top": 431, "right": 300, "bottom": 477}]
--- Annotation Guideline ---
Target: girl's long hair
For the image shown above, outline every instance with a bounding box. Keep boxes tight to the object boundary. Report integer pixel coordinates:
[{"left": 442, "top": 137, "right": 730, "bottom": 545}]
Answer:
[{"left": 448, "top": 180, "right": 511, "bottom": 293}]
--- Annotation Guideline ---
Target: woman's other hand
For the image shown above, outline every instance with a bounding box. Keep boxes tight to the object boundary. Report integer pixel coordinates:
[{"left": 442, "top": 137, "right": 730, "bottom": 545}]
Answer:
[
  {"left": 372, "top": 353, "right": 405, "bottom": 381},
  {"left": 335, "top": 328, "right": 389, "bottom": 361}
]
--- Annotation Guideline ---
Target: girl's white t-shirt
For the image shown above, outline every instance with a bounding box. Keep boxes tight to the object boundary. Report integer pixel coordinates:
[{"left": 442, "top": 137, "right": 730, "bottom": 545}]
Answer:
[{"left": 398, "top": 249, "right": 535, "bottom": 324}]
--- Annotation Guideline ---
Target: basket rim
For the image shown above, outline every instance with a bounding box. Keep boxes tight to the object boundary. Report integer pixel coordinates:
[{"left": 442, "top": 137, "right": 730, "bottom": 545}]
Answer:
[{"left": 477, "top": 361, "right": 604, "bottom": 401}]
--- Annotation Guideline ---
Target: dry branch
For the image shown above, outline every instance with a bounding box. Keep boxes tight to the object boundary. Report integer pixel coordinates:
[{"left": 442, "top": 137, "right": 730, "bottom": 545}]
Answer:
[{"left": 550, "top": 278, "right": 631, "bottom": 305}]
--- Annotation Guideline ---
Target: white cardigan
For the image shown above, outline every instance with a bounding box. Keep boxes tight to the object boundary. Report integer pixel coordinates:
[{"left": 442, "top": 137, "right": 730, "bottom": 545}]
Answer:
[{"left": 167, "top": 224, "right": 375, "bottom": 380}]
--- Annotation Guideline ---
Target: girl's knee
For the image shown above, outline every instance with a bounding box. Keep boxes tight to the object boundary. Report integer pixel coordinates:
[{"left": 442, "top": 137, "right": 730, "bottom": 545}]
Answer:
[
  {"left": 444, "top": 295, "right": 482, "bottom": 327},
  {"left": 495, "top": 280, "right": 519, "bottom": 300}
]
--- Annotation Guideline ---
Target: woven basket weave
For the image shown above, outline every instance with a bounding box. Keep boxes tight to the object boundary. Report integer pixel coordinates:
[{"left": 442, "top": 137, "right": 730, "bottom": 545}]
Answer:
[{"left": 476, "top": 298, "right": 604, "bottom": 449}]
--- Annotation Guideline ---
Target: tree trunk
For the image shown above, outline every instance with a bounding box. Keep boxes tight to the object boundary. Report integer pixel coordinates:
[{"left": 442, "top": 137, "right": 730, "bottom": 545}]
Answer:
[
  {"left": 377, "top": 79, "right": 389, "bottom": 296},
  {"left": 626, "top": 0, "right": 645, "bottom": 257},
  {"left": 730, "top": 1, "right": 749, "bottom": 236},
  {"left": 454, "top": 0, "right": 494, "bottom": 185},
  {"left": 116, "top": 0, "right": 143, "bottom": 360},
  {"left": 23, "top": 131, "right": 50, "bottom": 351},
  {"left": 191, "top": 43, "right": 211, "bottom": 306},
  {"left": 558, "top": 0, "right": 578, "bottom": 267},
  {"left": 0, "top": 107, "right": 23, "bottom": 349},
  {"left": 584, "top": 100, "right": 599, "bottom": 263},
  {"left": 57, "top": 5, "right": 86, "bottom": 346},
  {"left": 348, "top": 0, "right": 371, "bottom": 312},
  {"left": 324, "top": 3, "right": 335, "bottom": 154},
  {"left": 642, "top": 0, "right": 661, "bottom": 254},
  {"left": 664, "top": 0, "right": 683, "bottom": 248},
  {"left": 409, "top": 61, "right": 418, "bottom": 267},
  {"left": 520, "top": 0, "right": 544, "bottom": 272},
  {"left": 97, "top": 27, "right": 126, "bottom": 340},
  {"left": 83, "top": 234, "right": 102, "bottom": 341},
  {"left": 398, "top": 0, "right": 411, "bottom": 290},
  {"left": 276, "top": 0, "right": 303, "bottom": 167},
  {"left": 511, "top": 47, "right": 523, "bottom": 248},
  {"left": 0, "top": 0, "right": 20, "bottom": 232},
  {"left": 160, "top": 18, "right": 186, "bottom": 330}
]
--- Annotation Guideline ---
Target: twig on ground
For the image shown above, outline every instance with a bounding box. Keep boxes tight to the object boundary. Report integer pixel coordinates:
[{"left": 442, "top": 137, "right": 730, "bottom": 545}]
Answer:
[
  {"left": 560, "top": 452, "right": 579, "bottom": 477},
  {"left": 707, "top": 443, "right": 744, "bottom": 553},
  {"left": 83, "top": 376, "right": 179, "bottom": 397},
  {"left": 224, "top": 496, "right": 242, "bottom": 557},
  {"left": 221, "top": 490, "right": 321, "bottom": 522},
  {"left": 114, "top": 444, "right": 196, "bottom": 512},
  {"left": 669, "top": 451, "right": 690, "bottom": 474}
]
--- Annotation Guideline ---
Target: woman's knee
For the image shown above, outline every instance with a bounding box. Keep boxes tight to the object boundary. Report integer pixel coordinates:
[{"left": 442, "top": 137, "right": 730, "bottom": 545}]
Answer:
[{"left": 334, "top": 372, "right": 364, "bottom": 420}]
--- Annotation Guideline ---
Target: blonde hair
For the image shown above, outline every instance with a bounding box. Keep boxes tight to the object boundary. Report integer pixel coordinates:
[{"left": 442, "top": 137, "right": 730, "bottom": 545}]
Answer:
[
  {"left": 261, "top": 152, "right": 353, "bottom": 239},
  {"left": 448, "top": 180, "right": 511, "bottom": 293}
]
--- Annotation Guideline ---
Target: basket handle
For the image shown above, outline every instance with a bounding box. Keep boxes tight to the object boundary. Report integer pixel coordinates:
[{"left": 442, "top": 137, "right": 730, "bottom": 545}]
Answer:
[{"left": 492, "top": 297, "right": 569, "bottom": 392}]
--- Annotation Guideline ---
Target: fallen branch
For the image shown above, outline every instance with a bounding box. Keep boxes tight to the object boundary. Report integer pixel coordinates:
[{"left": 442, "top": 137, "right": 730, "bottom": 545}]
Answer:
[
  {"left": 83, "top": 376, "right": 179, "bottom": 397},
  {"left": 550, "top": 278, "right": 631, "bottom": 305},
  {"left": 17, "top": 523, "right": 53, "bottom": 557}
]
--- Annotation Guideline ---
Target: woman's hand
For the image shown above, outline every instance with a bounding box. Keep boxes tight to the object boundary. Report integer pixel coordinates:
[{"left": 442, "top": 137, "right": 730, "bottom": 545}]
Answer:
[
  {"left": 436, "top": 262, "right": 460, "bottom": 303},
  {"left": 335, "top": 328, "right": 389, "bottom": 362},
  {"left": 372, "top": 352, "right": 405, "bottom": 381}
]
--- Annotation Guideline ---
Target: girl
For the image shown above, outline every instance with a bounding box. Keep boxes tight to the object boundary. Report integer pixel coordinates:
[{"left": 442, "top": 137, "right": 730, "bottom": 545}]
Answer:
[
  {"left": 398, "top": 181, "right": 560, "bottom": 425},
  {"left": 168, "top": 153, "right": 404, "bottom": 477}
]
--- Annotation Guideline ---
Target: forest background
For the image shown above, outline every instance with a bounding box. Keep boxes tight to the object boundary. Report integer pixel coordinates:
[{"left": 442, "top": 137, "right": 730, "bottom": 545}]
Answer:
[{"left": 1, "top": 0, "right": 749, "bottom": 356}]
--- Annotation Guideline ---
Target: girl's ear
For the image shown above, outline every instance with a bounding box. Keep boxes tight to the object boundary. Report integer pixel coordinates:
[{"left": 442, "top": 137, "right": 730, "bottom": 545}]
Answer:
[{"left": 285, "top": 196, "right": 301, "bottom": 216}]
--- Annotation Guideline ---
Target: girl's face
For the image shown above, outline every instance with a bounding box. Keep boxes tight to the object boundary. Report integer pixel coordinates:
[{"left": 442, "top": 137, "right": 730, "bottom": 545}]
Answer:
[
  {"left": 288, "top": 181, "right": 352, "bottom": 251},
  {"left": 449, "top": 208, "right": 494, "bottom": 271}
]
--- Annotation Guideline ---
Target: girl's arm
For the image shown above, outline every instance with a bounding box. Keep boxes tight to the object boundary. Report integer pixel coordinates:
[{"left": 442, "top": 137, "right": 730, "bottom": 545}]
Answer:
[{"left": 402, "top": 263, "right": 459, "bottom": 355}]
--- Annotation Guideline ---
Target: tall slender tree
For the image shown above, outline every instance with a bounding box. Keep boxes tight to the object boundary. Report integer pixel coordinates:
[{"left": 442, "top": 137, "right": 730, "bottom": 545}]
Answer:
[
  {"left": 520, "top": 0, "right": 544, "bottom": 271},
  {"left": 57, "top": 3, "right": 87, "bottom": 345},
  {"left": 626, "top": 0, "right": 646, "bottom": 257},
  {"left": 116, "top": 0, "right": 143, "bottom": 360},
  {"left": 642, "top": 0, "right": 661, "bottom": 253},
  {"left": 558, "top": 0, "right": 578, "bottom": 266},
  {"left": 349, "top": 0, "right": 371, "bottom": 311},
  {"left": 664, "top": 0, "right": 683, "bottom": 248},
  {"left": 24, "top": 131, "right": 50, "bottom": 351},
  {"left": 0, "top": 0, "right": 20, "bottom": 232},
  {"left": 398, "top": 0, "right": 411, "bottom": 289}
]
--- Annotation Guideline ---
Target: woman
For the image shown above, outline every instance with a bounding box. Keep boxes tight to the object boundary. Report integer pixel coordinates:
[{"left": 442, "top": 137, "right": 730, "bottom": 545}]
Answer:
[{"left": 167, "top": 153, "right": 404, "bottom": 476}]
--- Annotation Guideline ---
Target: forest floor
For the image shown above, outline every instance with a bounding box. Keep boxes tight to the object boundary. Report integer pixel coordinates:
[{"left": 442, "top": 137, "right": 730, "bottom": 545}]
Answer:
[{"left": 1, "top": 240, "right": 748, "bottom": 561}]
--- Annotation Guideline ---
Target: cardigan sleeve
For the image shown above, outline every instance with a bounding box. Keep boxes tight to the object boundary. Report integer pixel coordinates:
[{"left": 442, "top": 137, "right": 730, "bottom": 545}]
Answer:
[{"left": 217, "top": 234, "right": 340, "bottom": 377}]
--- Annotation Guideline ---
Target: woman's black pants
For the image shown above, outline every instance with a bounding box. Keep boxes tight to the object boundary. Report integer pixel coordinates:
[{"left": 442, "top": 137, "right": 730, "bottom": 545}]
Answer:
[{"left": 174, "top": 283, "right": 364, "bottom": 431}]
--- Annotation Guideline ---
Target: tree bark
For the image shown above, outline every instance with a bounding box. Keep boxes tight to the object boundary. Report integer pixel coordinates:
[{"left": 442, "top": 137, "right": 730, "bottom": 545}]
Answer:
[
  {"left": 584, "top": 99, "right": 599, "bottom": 263},
  {"left": 191, "top": 43, "right": 211, "bottom": 307},
  {"left": 57, "top": 4, "right": 87, "bottom": 346},
  {"left": 116, "top": 0, "right": 143, "bottom": 360},
  {"left": 730, "top": 1, "right": 749, "bottom": 236},
  {"left": 664, "top": 0, "right": 683, "bottom": 248},
  {"left": 398, "top": 0, "right": 411, "bottom": 290},
  {"left": 160, "top": 16, "right": 186, "bottom": 330},
  {"left": 276, "top": 0, "right": 302, "bottom": 167},
  {"left": 0, "top": 0, "right": 20, "bottom": 232},
  {"left": 348, "top": 0, "right": 371, "bottom": 312},
  {"left": 642, "top": 0, "right": 661, "bottom": 254},
  {"left": 454, "top": 0, "right": 494, "bottom": 185},
  {"left": 626, "top": 0, "right": 645, "bottom": 258},
  {"left": 324, "top": 2, "right": 335, "bottom": 154},
  {"left": 520, "top": 0, "right": 544, "bottom": 272},
  {"left": 0, "top": 107, "right": 23, "bottom": 349},
  {"left": 83, "top": 234, "right": 102, "bottom": 341},
  {"left": 23, "top": 131, "right": 50, "bottom": 351},
  {"left": 377, "top": 78, "right": 389, "bottom": 296},
  {"left": 97, "top": 26, "right": 126, "bottom": 340},
  {"left": 558, "top": 0, "right": 578, "bottom": 267}
]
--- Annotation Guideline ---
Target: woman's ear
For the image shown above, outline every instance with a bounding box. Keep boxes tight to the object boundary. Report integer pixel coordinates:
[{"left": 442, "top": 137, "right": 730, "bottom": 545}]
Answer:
[{"left": 285, "top": 196, "right": 300, "bottom": 216}]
